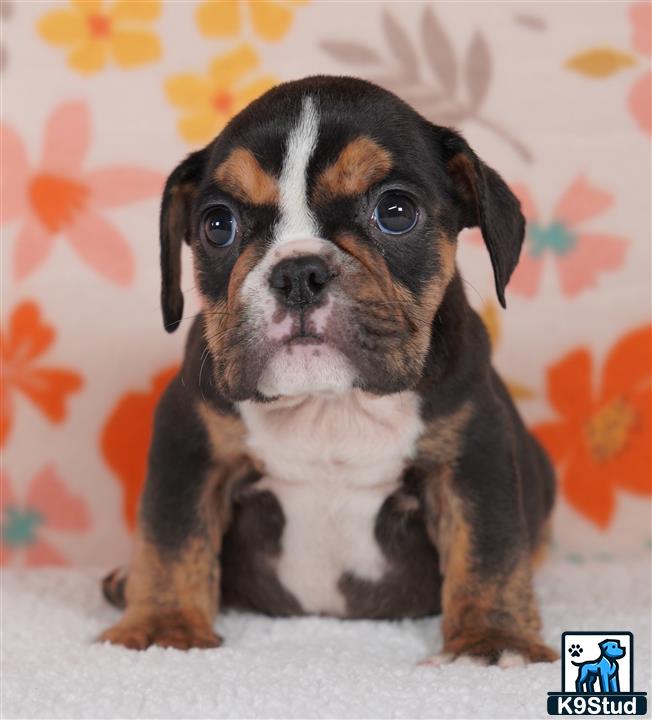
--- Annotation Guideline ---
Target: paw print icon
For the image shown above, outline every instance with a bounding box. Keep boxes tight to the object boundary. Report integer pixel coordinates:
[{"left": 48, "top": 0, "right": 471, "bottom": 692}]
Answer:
[{"left": 568, "top": 644, "right": 583, "bottom": 658}]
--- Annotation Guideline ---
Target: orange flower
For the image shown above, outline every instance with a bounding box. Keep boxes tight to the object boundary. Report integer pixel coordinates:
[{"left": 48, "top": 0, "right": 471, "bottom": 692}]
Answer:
[
  {"left": 1, "top": 101, "right": 163, "bottom": 284},
  {"left": 0, "top": 301, "right": 83, "bottom": 447},
  {"left": 165, "top": 45, "right": 277, "bottom": 144},
  {"left": 37, "top": 0, "right": 161, "bottom": 75},
  {"left": 533, "top": 326, "right": 651, "bottom": 529},
  {"left": 101, "top": 366, "right": 177, "bottom": 530},
  {"left": 196, "top": 0, "right": 308, "bottom": 43}
]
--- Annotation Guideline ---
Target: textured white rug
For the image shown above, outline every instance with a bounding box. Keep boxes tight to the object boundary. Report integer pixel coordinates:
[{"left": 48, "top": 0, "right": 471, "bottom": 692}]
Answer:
[{"left": 1, "top": 559, "right": 650, "bottom": 719}]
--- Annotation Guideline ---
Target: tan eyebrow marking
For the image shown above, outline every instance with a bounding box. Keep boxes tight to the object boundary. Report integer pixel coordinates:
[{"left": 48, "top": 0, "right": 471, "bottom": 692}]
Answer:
[
  {"left": 214, "top": 148, "right": 279, "bottom": 205},
  {"left": 313, "top": 136, "right": 392, "bottom": 203}
]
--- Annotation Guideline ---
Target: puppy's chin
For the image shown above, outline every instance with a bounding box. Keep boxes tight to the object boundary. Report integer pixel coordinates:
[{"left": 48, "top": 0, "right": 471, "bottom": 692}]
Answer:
[{"left": 257, "top": 342, "right": 355, "bottom": 398}]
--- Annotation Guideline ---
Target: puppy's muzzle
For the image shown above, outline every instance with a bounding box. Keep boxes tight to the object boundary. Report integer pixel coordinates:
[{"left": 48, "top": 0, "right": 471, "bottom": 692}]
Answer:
[{"left": 269, "top": 255, "right": 334, "bottom": 308}]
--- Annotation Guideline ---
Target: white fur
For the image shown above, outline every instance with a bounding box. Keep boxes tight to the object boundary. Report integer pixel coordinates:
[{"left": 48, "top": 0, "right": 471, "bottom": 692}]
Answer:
[
  {"left": 241, "top": 238, "right": 341, "bottom": 343},
  {"left": 419, "top": 653, "right": 489, "bottom": 668},
  {"left": 275, "top": 96, "right": 320, "bottom": 243},
  {"left": 257, "top": 343, "right": 354, "bottom": 398},
  {"left": 498, "top": 651, "right": 527, "bottom": 669},
  {"left": 239, "top": 97, "right": 327, "bottom": 350},
  {"left": 420, "top": 651, "right": 527, "bottom": 669},
  {"left": 238, "top": 390, "right": 424, "bottom": 615},
  {"left": 418, "top": 653, "right": 452, "bottom": 668},
  {"left": 240, "top": 235, "right": 354, "bottom": 396},
  {"left": 237, "top": 99, "right": 356, "bottom": 397}
]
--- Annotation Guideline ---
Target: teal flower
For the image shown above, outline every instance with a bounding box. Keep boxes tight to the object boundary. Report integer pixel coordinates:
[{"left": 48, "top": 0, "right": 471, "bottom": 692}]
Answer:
[
  {"left": 1, "top": 467, "right": 90, "bottom": 565},
  {"left": 508, "top": 176, "right": 628, "bottom": 297}
]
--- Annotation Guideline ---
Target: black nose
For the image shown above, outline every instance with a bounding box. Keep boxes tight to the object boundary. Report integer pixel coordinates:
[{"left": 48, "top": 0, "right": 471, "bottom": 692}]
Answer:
[{"left": 269, "top": 255, "right": 333, "bottom": 308}]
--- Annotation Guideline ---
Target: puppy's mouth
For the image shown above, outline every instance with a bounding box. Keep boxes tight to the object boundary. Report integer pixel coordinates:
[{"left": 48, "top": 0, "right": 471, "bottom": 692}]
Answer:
[
  {"left": 285, "top": 332, "right": 325, "bottom": 346},
  {"left": 253, "top": 299, "right": 355, "bottom": 398}
]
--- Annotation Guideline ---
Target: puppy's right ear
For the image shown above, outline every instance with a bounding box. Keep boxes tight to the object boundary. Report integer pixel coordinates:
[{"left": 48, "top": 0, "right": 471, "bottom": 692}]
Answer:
[
  {"left": 436, "top": 128, "right": 525, "bottom": 308},
  {"left": 159, "top": 147, "right": 208, "bottom": 332}
]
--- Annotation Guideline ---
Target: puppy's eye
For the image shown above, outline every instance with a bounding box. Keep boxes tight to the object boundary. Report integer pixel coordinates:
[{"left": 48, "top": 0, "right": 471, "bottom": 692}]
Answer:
[
  {"left": 202, "top": 205, "right": 237, "bottom": 247},
  {"left": 373, "top": 192, "right": 418, "bottom": 235}
]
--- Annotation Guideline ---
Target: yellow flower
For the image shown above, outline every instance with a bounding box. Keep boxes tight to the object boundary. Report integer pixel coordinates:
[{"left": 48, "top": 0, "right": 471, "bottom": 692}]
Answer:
[
  {"left": 196, "top": 0, "right": 308, "bottom": 43},
  {"left": 165, "top": 45, "right": 277, "bottom": 144},
  {"left": 37, "top": 0, "right": 161, "bottom": 75}
]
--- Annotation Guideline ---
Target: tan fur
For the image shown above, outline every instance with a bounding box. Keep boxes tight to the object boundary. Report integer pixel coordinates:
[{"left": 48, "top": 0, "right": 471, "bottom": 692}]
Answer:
[
  {"left": 337, "top": 233, "right": 420, "bottom": 377},
  {"left": 336, "top": 231, "right": 457, "bottom": 381},
  {"left": 168, "top": 182, "right": 196, "bottom": 242},
  {"left": 226, "top": 244, "right": 261, "bottom": 311},
  {"left": 418, "top": 400, "right": 474, "bottom": 464},
  {"left": 313, "top": 137, "right": 392, "bottom": 203},
  {"left": 196, "top": 402, "right": 247, "bottom": 464},
  {"left": 197, "top": 244, "right": 265, "bottom": 398},
  {"left": 406, "top": 234, "right": 457, "bottom": 361},
  {"left": 201, "top": 299, "right": 247, "bottom": 399},
  {"left": 423, "top": 467, "right": 557, "bottom": 663},
  {"left": 214, "top": 147, "right": 279, "bottom": 205},
  {"left": 196, "top": 402, "right": 259, "bottom": 532},
  {"left": 419, "top": 237, "right": 457, "bottom": 319},
  {"left": 99, "top": 533, "right": 221, "bottom": 650},
  {"left": 99, "top": 406, "right": 253, "bottom": 651},
  {"left": 532, "top": 518, "right": 553, "bottom": 569},
  {"left": 447, "top": 153, "right": 478, "bottom": 210}
]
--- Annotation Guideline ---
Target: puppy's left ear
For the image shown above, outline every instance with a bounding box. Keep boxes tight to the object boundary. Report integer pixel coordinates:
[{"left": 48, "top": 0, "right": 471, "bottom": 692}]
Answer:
[
  {"left": 439, "top": 128, "right": 525, "bottom": 308},
  {"left": 159, "top": 147, "right": 208, "bottom": 332}
]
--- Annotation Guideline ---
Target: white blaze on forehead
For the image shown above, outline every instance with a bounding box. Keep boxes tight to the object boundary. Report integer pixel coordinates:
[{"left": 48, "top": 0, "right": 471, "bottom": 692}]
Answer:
[{"left": 275, "top": 96, "right": 320, "bottom": 243}]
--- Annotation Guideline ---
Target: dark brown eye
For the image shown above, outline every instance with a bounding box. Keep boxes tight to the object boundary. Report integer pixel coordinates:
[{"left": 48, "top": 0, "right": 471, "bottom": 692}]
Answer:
[
  {"left": 203, "top": 205, "right": 237, "bottom": 247},
  {"left": 374, "top": 192, "right": 418, "bottom": 235}
]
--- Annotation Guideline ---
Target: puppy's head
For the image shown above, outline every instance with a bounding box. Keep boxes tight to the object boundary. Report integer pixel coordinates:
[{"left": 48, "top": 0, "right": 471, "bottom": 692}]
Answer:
[{"left": 160, "top": 77, "right": 524, "bottom": 402}]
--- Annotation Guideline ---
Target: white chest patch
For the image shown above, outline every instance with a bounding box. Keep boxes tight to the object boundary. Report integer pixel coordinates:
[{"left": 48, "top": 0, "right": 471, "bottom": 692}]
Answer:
[{"left": 238, "top": 390, "right": 424, "bottom": 615}]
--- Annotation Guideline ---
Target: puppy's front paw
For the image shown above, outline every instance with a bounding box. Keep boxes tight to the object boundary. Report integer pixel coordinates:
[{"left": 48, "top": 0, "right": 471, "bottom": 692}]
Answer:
[
  {"left": 99, "top": 609, "right": 222, "bottom": 651},
  {"left": 423, "top": 629, "right": 558, "bottom": 667}
]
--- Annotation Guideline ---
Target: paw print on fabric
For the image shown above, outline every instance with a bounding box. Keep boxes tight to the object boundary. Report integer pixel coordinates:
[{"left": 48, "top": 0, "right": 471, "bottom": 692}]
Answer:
[{"left": 568, "top": 644, "right": 584, "bottom": 658}]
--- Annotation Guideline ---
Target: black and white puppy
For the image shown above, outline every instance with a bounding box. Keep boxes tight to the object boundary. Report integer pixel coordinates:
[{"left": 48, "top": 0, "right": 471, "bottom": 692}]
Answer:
[{"left": 101, "top": 76, "right": 557, "bottom": 666}]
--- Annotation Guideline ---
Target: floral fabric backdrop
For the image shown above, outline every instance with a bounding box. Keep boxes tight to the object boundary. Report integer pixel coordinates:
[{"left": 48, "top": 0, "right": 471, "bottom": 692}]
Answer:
[{"left": 1, "top": 1, "right": 650, "bottom": 567}]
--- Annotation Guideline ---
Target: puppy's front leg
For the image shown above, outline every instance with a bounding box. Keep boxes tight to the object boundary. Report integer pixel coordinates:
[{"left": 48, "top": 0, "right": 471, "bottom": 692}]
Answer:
[
  {"left": 100, "top": 376, "right": 244, "bottom": 650},
  {"left": 422, "top": 411, "right": 557, "bottom": 666}
]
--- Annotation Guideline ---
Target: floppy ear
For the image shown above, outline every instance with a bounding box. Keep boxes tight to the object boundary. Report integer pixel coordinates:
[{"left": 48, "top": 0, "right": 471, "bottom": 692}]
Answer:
[
  {"left": 439, "top": 129, "right": 525, "bottom": 308},
  {"left": 159, "top": 147, "right": 208, "bottom": 332}
]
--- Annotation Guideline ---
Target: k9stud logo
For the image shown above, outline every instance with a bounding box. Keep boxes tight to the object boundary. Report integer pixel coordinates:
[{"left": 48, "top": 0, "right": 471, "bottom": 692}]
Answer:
[{"left": 548, "top": 632, "right": 647, "bottom": 715}]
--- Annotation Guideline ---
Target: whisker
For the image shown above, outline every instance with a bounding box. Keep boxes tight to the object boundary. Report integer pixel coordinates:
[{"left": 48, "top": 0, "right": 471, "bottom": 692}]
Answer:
[
  {"left": 364, "top": 299, "right": 409, "bottom": 308},
  {"left": 198, "top": 348, "right": 211, "bottom": 401},
  {"left": 165, "top": 308, "right": 238, "bottom": 330},
  {"left": 462, "top": 278, "right": 485, "bottom": 306}
]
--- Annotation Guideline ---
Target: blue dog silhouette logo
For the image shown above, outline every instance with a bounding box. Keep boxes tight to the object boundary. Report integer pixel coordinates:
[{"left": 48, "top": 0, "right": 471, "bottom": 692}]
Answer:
[
  {"left": 547, "top": 631, "right": 647, "bottom": 715},
  {"left": 573, "top": 639, "right": 625, "bottom": 693}
]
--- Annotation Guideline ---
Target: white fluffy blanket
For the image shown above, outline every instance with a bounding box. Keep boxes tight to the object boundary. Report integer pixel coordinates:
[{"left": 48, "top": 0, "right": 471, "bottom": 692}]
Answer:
[{"left": 2, "top": 559, "right": 650, "bottom": 719}]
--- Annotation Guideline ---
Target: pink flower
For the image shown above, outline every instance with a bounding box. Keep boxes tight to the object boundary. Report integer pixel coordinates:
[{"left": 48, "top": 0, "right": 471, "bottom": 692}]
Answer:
[
  {"left": 508, "top": 176, "right": 628, "bottom": 297},
  {"left": 629, "top": 72, "right": 651, "bottom": 135},
  {"left": 1, "top": 101, "right": 164, "bottom": 284},
  {"left": 628, "top": 3, "right": 651, "bottom": 135},
  {"left": 1, "top": 466, "right": 90, "bottom": 566},
  {"left": 630, "top": 2, "right": 651, "bottom": 57}
]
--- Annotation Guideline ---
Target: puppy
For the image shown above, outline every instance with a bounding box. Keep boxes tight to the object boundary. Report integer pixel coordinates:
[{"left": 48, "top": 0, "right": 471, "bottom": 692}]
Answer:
[{"left": 100, "top": 76, "right": 557, "bottom": 665}]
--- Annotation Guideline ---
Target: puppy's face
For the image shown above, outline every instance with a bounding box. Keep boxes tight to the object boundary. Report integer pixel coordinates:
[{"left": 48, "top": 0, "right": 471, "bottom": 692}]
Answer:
[{"left": 161, "top": 77, "right": 524, "bottom": 402}]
